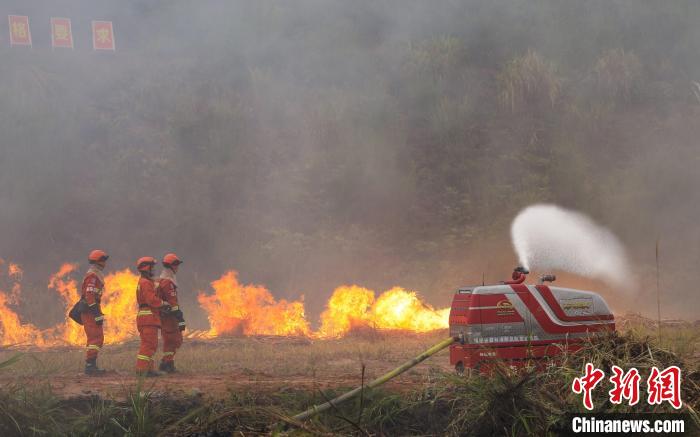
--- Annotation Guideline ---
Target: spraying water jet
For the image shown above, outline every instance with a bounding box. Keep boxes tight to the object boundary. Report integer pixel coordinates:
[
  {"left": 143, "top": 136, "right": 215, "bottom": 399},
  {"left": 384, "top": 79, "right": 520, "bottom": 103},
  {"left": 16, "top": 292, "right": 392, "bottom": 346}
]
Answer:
[{"left": 510, "top": 204, "right": 632, "bottom": 290}]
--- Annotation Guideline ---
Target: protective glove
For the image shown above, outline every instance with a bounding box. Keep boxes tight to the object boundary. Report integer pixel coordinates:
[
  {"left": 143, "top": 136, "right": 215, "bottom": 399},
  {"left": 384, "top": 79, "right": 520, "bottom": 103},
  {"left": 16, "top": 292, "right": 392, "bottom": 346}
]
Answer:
[{"left": 178, "top": 320, "right": 186, "bottom": 332}]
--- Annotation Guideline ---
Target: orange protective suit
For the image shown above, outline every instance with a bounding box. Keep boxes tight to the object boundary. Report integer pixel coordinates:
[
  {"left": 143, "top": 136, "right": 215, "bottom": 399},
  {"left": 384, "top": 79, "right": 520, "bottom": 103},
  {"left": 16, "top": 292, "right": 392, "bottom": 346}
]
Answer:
[
  {"left": 135, "top": 275, "right": 166, "bottom": 372},
  {"left": 80, "top": 267, "right": 105, "bottom": 360},
  {"left": 157, "top": 270, "right": 184, "bottom": 364}
]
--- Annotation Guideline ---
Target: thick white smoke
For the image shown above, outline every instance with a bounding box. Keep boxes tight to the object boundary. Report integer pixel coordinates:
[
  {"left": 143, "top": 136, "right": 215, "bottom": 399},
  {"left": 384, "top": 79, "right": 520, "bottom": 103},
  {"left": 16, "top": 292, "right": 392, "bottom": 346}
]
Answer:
[{"left": 510, "top": 204, "right": 632, "bottom": 290}]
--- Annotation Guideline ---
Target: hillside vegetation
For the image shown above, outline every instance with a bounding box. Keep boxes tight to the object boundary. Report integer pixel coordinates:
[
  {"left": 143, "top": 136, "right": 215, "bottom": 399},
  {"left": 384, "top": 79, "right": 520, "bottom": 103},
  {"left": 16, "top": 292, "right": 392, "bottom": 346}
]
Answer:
[{"left": 0, "top": 1, "right": 699, "bottom": 320}]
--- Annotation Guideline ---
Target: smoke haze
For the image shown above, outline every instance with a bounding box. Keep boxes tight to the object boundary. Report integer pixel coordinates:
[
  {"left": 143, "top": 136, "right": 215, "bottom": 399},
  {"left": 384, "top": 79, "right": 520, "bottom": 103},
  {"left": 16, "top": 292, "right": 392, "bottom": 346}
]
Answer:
[{"left": 0, "top": 0, "right": 699, "bottom": 327}]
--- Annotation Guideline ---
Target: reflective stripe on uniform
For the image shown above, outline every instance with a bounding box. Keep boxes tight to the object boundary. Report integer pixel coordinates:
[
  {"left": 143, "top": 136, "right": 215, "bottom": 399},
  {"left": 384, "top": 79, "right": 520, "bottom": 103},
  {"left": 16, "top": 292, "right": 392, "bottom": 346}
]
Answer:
[
  {"left": 89, "top": 303, "right": 97, "bottom": 307},
  {"left": 162, "top": 352, "right": 175, "bottom": 356},
  {"left": 137, "top": 354, "right": 151, "bottom": 361},
  {"left": 178, "top": 322, "right": 186, "bottom": 326},
  {"left": 87, "top": 345, "right": 101, "bottom": 350},
  {"left": 171, "top": 305, "right": 179, "bottom": 311},
  {"left": 94, "top": 316, "right": 104, "bottom": 321},
  {"left": 137, "top": 310, "right": 153, "bottom": 316}
]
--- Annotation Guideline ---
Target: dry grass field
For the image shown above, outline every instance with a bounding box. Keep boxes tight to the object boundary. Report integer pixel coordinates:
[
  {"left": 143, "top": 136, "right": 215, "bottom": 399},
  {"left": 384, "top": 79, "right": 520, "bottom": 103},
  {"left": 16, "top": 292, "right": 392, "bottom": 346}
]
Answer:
[
  {"left": 0, "top": 331, "right": 453, "bottom": 400},
  {"left": 0, "top": 323, "right": 697, "bottom": 435}
]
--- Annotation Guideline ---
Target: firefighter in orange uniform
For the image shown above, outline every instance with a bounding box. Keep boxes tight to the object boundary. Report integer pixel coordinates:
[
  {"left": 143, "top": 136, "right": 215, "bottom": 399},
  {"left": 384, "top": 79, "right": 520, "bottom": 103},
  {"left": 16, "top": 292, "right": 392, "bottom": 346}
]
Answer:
[
  {"left": 135, "top": 257, "right": 171, "bottom": 376},
  {"left": 82, "top": 250, "right": 109, "bottom": 375},
  {"left": 157, "top": 253, "right": 186, "bottom": 373}
]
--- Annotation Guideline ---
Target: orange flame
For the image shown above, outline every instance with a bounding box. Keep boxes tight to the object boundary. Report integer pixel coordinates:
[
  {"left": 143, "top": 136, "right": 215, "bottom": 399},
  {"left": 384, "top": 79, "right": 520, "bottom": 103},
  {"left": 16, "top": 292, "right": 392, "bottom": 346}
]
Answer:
[
  {"left": 198, "top": 271, "right": 312, "bottom": 337},
  {"left": 48, "top": 263, "right": 82, "bottom": 345},
  {"left": 8, "top": 263, "right": 23, "bottom": 281},
  {"left": 198, "top": 271, "right": 448, "bottom": 338},
  {"left": 316, "top": 285, "right": 375, "bottom": 337},
  {"left": 48, "top": 265, "right": 140, "bottom": 344},
  {"left": 0, "top": 262, "right": 45, "bottom": 346},
  {"left": 0, "top": 264, "right": 141, "bottom": 346},
  {"left": 0, "top": 265, "right": 449, "bottom": 347},
  {"left": 317, "top": 285, "right": 449, "bottom": 338},
  {"left": 0, "top": 291, "right": 47, "bottom": 346},
  {"left": 101, "top": 269, "right": 139, "bottom": 343},
  {"left": 6, "top": 262, "right": 24, "bottom": 305},
  {"left": 370, "top": 287, "right": 450, "bottom": 332},
  {"left": 46, "top": 265, "right": 140, "bottom": 346}
]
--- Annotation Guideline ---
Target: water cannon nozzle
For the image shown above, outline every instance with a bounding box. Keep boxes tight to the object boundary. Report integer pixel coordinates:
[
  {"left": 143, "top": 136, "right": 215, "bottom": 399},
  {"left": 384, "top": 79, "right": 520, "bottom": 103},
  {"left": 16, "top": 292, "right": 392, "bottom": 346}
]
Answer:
[{"left": 505, "top": 267, "right": 528, "bottom": 284}]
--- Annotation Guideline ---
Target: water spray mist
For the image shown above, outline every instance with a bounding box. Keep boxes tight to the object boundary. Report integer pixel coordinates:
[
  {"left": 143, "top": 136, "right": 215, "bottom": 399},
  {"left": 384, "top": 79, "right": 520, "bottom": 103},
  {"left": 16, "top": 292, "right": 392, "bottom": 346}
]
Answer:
[{"left": 510, "top": 204, "right": 632, "bottom": 290}]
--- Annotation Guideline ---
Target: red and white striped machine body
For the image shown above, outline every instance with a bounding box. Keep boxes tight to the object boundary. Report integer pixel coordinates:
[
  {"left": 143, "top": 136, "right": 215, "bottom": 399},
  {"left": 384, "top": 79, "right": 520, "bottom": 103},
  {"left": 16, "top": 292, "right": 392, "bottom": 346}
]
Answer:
[{"left": 448, "top": 268, "right": 615, "bottom": 372}]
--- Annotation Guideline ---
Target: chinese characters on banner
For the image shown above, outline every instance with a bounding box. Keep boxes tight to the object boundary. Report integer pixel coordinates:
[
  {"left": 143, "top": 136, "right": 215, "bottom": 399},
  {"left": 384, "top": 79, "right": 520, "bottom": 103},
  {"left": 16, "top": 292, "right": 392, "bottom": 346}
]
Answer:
[
  {"left": 572, "top": 364, "right": 682, "bottom": 410},
  {"left": 51, "top": 17, "right": 73, "bottom": 49},
  {"left": 8, "top": 15, "right": 31, "bottom": 47},
  {"left": 6, "top": 16, "right": 115, "bottom": 51},
  {"left": 92, "top": 20, "right": 115, "bottom": 51}
]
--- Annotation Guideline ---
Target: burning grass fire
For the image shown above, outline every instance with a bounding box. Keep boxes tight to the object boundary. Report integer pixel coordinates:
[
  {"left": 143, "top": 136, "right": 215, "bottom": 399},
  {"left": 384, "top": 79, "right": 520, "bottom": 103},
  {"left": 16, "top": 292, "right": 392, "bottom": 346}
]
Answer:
[
  {"left": 198, "top": 275, "right": 449, "bottom": 338},
  {"left": 317, "top": 284, "right": 450, "bottom": 338},
  {"left": 0, "top": 262, "right": 449, "bottom": 347}
]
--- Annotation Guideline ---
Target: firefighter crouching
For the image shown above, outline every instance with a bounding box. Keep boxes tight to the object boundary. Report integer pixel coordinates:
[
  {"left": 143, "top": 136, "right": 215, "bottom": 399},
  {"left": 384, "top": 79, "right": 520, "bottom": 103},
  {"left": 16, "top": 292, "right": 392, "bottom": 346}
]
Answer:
[
  {"left": 73, "top": 249, "right": 109, "bottom": 376},
  {"left": 135, "top": 257, "right": 171, "bottom": 376},
  {"left": 157, "top": 253, "right": 186, "bottom": 373}
]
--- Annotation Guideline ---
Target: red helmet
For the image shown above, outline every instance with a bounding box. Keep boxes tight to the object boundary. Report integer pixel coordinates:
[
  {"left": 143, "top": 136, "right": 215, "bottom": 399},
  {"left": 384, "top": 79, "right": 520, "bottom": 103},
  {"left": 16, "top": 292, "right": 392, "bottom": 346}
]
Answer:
[
  {"left": 162, "top": 253, "right": 182, "bottom": 267},
  {"left": 136, "top": 256, "right": 157, "bottom": 272},
  {"left": 88, "top": 250, "right": 109, "bottom": 264}
]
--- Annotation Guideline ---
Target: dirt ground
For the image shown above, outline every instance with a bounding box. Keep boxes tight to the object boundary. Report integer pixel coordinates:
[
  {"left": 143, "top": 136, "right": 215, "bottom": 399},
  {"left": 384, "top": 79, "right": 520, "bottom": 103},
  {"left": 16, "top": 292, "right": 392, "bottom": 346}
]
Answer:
[{"left": 0, "top": 331, "right": 454, "bottom": 400}]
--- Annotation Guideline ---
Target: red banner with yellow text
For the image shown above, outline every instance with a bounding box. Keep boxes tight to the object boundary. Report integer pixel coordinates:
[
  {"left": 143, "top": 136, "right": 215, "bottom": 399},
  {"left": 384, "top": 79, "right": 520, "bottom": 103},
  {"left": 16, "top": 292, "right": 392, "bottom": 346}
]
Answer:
[
  {"left": 92, "top": 20, "right": 115, "bottom": 51},
  {"left": 8, "top": 15, "right": 32, "bottom": 47},
  {"left": 51, "top": 17, "right": 73, "bottom": 49}
]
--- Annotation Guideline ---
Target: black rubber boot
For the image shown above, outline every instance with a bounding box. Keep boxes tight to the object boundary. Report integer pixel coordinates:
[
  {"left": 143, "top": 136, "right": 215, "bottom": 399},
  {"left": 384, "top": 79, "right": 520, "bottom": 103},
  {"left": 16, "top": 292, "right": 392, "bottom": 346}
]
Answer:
[
  {"left": 158, "top": 361, "right": 176, "bottom": 373},
  {"left": 85, "top": 358, "right": 106, "bottom": 376}
]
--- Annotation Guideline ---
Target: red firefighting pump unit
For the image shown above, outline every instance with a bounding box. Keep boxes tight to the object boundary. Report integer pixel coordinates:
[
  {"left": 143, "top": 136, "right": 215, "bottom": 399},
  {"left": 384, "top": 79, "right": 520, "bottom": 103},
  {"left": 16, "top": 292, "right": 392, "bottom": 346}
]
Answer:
[{"left": 449, "top": 267, "right": 615, "bottom": 373}]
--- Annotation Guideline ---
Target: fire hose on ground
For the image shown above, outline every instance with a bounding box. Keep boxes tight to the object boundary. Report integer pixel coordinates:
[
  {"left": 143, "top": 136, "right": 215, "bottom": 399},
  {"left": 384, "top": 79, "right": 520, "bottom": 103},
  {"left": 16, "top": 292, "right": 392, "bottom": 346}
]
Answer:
[{"left": 291, "top": 336, "right": 457, "bottom": 423}]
